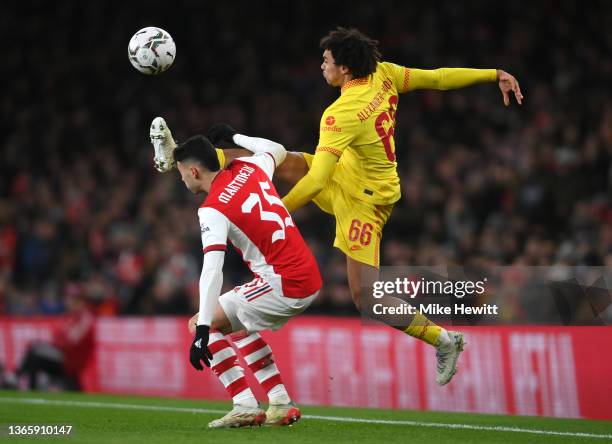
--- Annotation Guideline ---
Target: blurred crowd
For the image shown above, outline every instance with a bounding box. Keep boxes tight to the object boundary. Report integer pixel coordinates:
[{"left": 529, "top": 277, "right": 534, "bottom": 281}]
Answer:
[{"left": 1, "top": 1, "right": 611, "bottom": 320}]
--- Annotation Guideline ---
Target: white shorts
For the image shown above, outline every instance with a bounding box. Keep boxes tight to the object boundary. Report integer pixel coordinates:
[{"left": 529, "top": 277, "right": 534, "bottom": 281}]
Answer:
[{"left": 218, "top": 277, "right": 318, "bottom": 332}]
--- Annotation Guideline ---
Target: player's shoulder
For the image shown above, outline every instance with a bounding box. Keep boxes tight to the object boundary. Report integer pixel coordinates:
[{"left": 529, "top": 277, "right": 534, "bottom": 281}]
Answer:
[
  {"left": 374, "top": 61, "right": 407, "bottom": 80},
  {"left": 199, "top": 198, "right": 222, "bottom": 212},
  {"left": 199, "top": 201, "right": 236, "bottom": 230},
  {"left": 198, "top": 203, "right": 226, "bottom": 221},
  {"left": 324, "top": 97, "right": 348, "bottom": 113},
  {"left": 197, "top": 205, "right": 230, "bottom": 236},
  {"left": 322, "top": 96, "right": 359, "bottom": 125},
  {"left": 377, "top": 60, "right": 407, "bottom": 72},
  {"left": 373, "top": 61, "right": 410, "bottom": 93}
]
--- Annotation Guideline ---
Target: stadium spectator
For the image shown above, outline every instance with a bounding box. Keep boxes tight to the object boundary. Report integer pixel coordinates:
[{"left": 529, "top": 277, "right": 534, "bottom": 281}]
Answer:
[
  {"left": 16, "top": 282, "right": 95, "bottom": 391},
  {"left": 1, "top": 2, "right": 610, "bottom": 322}
]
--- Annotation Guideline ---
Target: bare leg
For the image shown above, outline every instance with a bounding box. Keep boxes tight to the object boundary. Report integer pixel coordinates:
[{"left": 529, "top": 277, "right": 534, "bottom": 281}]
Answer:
[
  {"left": 346, "top": 255, "right": 423, "bottom": 333},
  {"left": 189, "top": 299, "right": 299, "bottom": 423},
  {"left": 346, "top": 255, "right": 379, "bottom": 313},
  {"left": 274, "top": 152, "right": 309, "bottom": 185}
]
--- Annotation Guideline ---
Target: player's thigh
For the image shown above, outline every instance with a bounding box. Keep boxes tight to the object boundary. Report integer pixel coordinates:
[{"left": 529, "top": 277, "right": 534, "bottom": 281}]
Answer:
[
  {"left": 210, "top": 304, "right": 233, "bottom": 335},
  {"left": 243, "top": 290, "right": 318, "bottom": 332},
  {"left": 274, "top": 151, "right": 335, "bottom": 214},
  {"left": 217, "top": 288, "right": 249, "bottom": 333},
  {"left": 218, "top": 278, "right": 280, "bottom": 333},
  {"left": 333, "top": 193, "right": 393, "bottom": 268},
  {"left": 220, "top": 277, "right": 318, "bottom": 332},
  {"left": 274, "top": 151, "right": 310, "bottom": 185}
]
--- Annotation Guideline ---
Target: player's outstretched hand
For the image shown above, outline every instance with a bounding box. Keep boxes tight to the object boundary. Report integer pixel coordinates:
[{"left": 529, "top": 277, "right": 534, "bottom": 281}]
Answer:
[
  {"left": 189, "top": 325, "right": 213, "bottom": 370},
  {"left": 497, "top": 70, "right": 523, "bottom": 106},
  {"left": 207, "top": 124, "right": 237, "bottom": 145}
]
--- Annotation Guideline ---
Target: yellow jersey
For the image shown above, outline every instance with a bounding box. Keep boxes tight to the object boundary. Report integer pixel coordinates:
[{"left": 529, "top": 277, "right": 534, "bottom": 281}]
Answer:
[
  {"left": 282, "top": 63, "right": 496, "bottom": 211},
  {"left": 317, "top": 62, "right": 409, "bottom": 205}
]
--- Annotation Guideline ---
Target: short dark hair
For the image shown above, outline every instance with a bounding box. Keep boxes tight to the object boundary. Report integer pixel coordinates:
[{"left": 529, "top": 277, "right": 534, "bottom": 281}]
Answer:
[
  {"left": 173, "top": 135, "right": 220, "bottom": 172},
  {"left": 320, "top": 27, "right": 381, "bottom": 78}
]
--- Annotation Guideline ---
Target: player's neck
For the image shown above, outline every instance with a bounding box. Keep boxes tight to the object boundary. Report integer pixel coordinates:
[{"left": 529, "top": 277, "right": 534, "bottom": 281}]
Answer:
[
  {"left": 339, "top": 73, "right": 354, "bottom": 89},
  {"left": 202, "top": 171, "right": 220, "bottom": 194}
]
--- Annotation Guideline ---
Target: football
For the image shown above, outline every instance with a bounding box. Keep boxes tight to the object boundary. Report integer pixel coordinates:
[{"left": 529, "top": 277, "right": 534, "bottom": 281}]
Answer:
[{"left": 128, "top": 27, "right": 176, "bottom": 75}]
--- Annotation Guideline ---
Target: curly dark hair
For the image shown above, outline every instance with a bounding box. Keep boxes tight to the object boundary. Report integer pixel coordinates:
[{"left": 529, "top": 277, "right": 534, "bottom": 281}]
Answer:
[
  {"left": 174, "top": 135, "right": 220, "bottom": 172},
  {"left": 320, "top": 27, "right": 382, "bottom": 78}
]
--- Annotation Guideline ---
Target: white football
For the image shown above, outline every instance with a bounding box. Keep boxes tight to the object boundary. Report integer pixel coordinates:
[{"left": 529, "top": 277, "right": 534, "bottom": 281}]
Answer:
[{"left": 128, "top": 27, "right": 176, "bottom": 75}]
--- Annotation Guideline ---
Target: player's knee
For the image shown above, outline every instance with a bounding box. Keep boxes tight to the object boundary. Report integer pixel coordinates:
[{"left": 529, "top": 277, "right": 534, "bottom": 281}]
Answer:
[{"left": 210, "top": 318, "right": 232, "bottom": 335}]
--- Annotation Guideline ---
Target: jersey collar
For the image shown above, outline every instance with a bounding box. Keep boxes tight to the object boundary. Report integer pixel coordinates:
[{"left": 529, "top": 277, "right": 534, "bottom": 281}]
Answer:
[
  {"left": 341, "top": 77, "right": 369, "bottom": 94},
  {"left": 202, "top": 170, "right": 225, "bottom": 205}
]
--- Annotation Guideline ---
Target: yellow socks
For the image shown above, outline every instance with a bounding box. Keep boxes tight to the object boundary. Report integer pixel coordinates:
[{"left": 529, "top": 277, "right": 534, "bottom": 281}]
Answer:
[{"left": 403, "top": 311, "right": 443, "bottom": 347}]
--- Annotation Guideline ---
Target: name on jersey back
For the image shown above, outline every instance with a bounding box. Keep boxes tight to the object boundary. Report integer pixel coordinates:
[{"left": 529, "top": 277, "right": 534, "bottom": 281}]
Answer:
[{"left": 218, "top": 164, "right": 256, "bottom": 204}]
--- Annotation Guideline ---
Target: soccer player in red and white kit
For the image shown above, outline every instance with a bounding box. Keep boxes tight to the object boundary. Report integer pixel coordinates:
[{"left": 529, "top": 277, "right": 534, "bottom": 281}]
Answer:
[{"left": 171, "top": 127, "right": 322, "bottom": 428}]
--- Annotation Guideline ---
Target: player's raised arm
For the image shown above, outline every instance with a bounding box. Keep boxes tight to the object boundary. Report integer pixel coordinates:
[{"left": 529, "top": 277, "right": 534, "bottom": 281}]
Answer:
[
  {"left": 404, "top": 67, "right": 523, "bottom": 105},
  {"left": 208, "top": 123, "right": 287, "bottom": 167}
]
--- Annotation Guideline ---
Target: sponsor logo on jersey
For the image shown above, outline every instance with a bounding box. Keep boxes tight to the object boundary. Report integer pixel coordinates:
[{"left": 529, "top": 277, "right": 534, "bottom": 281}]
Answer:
[
  {"left": 322, "top": 115, "right": 342, "bottom": 132},
  {"left": 200, "top": 224, "right": 210, "bottom": 234},
  {"left": 350, "top": 245, "right": 362, "bottom": 251}
]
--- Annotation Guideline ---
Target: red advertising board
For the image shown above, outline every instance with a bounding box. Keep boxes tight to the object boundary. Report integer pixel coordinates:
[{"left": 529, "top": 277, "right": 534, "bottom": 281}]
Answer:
[{"left": 0, "top": 316, "right": 610, "bottom": 420}]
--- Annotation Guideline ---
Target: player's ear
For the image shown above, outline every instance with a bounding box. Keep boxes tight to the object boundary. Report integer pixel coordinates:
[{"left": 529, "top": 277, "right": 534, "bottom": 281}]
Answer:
[
  {"left": 190, "top": 166, "right": 200, "bottom": 179},
  {"left": 339, "top": 64, "right": 351, "bottom": 75}
]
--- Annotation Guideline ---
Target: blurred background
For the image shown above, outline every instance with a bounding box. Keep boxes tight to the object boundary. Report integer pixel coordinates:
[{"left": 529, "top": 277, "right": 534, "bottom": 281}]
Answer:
[{"left": 1, "top": 0, "right": 611, "bottom": 319}]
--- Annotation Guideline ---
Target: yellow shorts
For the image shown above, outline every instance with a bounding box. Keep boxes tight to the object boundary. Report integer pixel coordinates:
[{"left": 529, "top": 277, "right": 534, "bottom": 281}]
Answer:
[{"left": 302, "top": 153, "right": 393, "bottom": 268}]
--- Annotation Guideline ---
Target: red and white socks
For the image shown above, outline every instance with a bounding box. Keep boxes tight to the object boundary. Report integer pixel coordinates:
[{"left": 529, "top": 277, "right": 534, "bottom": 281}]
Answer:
[
  {"left": 208, "top": 331, "right": 258, "bottom": 408},
  {"left": 233, "top": 332, "right": 291, "bottom": 405}
]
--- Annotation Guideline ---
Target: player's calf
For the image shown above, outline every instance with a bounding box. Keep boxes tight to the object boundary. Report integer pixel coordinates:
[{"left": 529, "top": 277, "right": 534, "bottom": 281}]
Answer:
[{"left": 234, "top": 333, "right": 293, "bottom": 405}]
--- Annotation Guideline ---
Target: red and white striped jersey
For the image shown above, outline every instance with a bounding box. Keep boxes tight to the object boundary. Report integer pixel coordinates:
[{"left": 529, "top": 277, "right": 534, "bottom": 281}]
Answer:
[{"left": 198, "top": 153, "right": 322, "bottom": 298}]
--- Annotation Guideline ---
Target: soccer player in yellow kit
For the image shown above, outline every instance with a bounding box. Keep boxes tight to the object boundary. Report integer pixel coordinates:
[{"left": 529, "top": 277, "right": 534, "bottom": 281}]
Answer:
[
  {"left": 151, "top": 27, "right": 523, "bottom": 386},
  {"left": 278, "top": 27, "right": 523, "bottom": 385}
]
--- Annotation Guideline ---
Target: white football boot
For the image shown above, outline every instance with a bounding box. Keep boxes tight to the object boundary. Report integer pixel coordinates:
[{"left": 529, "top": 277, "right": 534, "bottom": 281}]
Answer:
[
  {"left": 435, "top": 331, "right": 466, "bottom": 385},
  {"left": 207, "top": 404, "right": 266, "bottom": 429},
  {"left": 150, "top": 117, "right": 177, "bottom": 172},
  {"left": 265, "top": 402, "right": 301, "bottom": 426}
]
